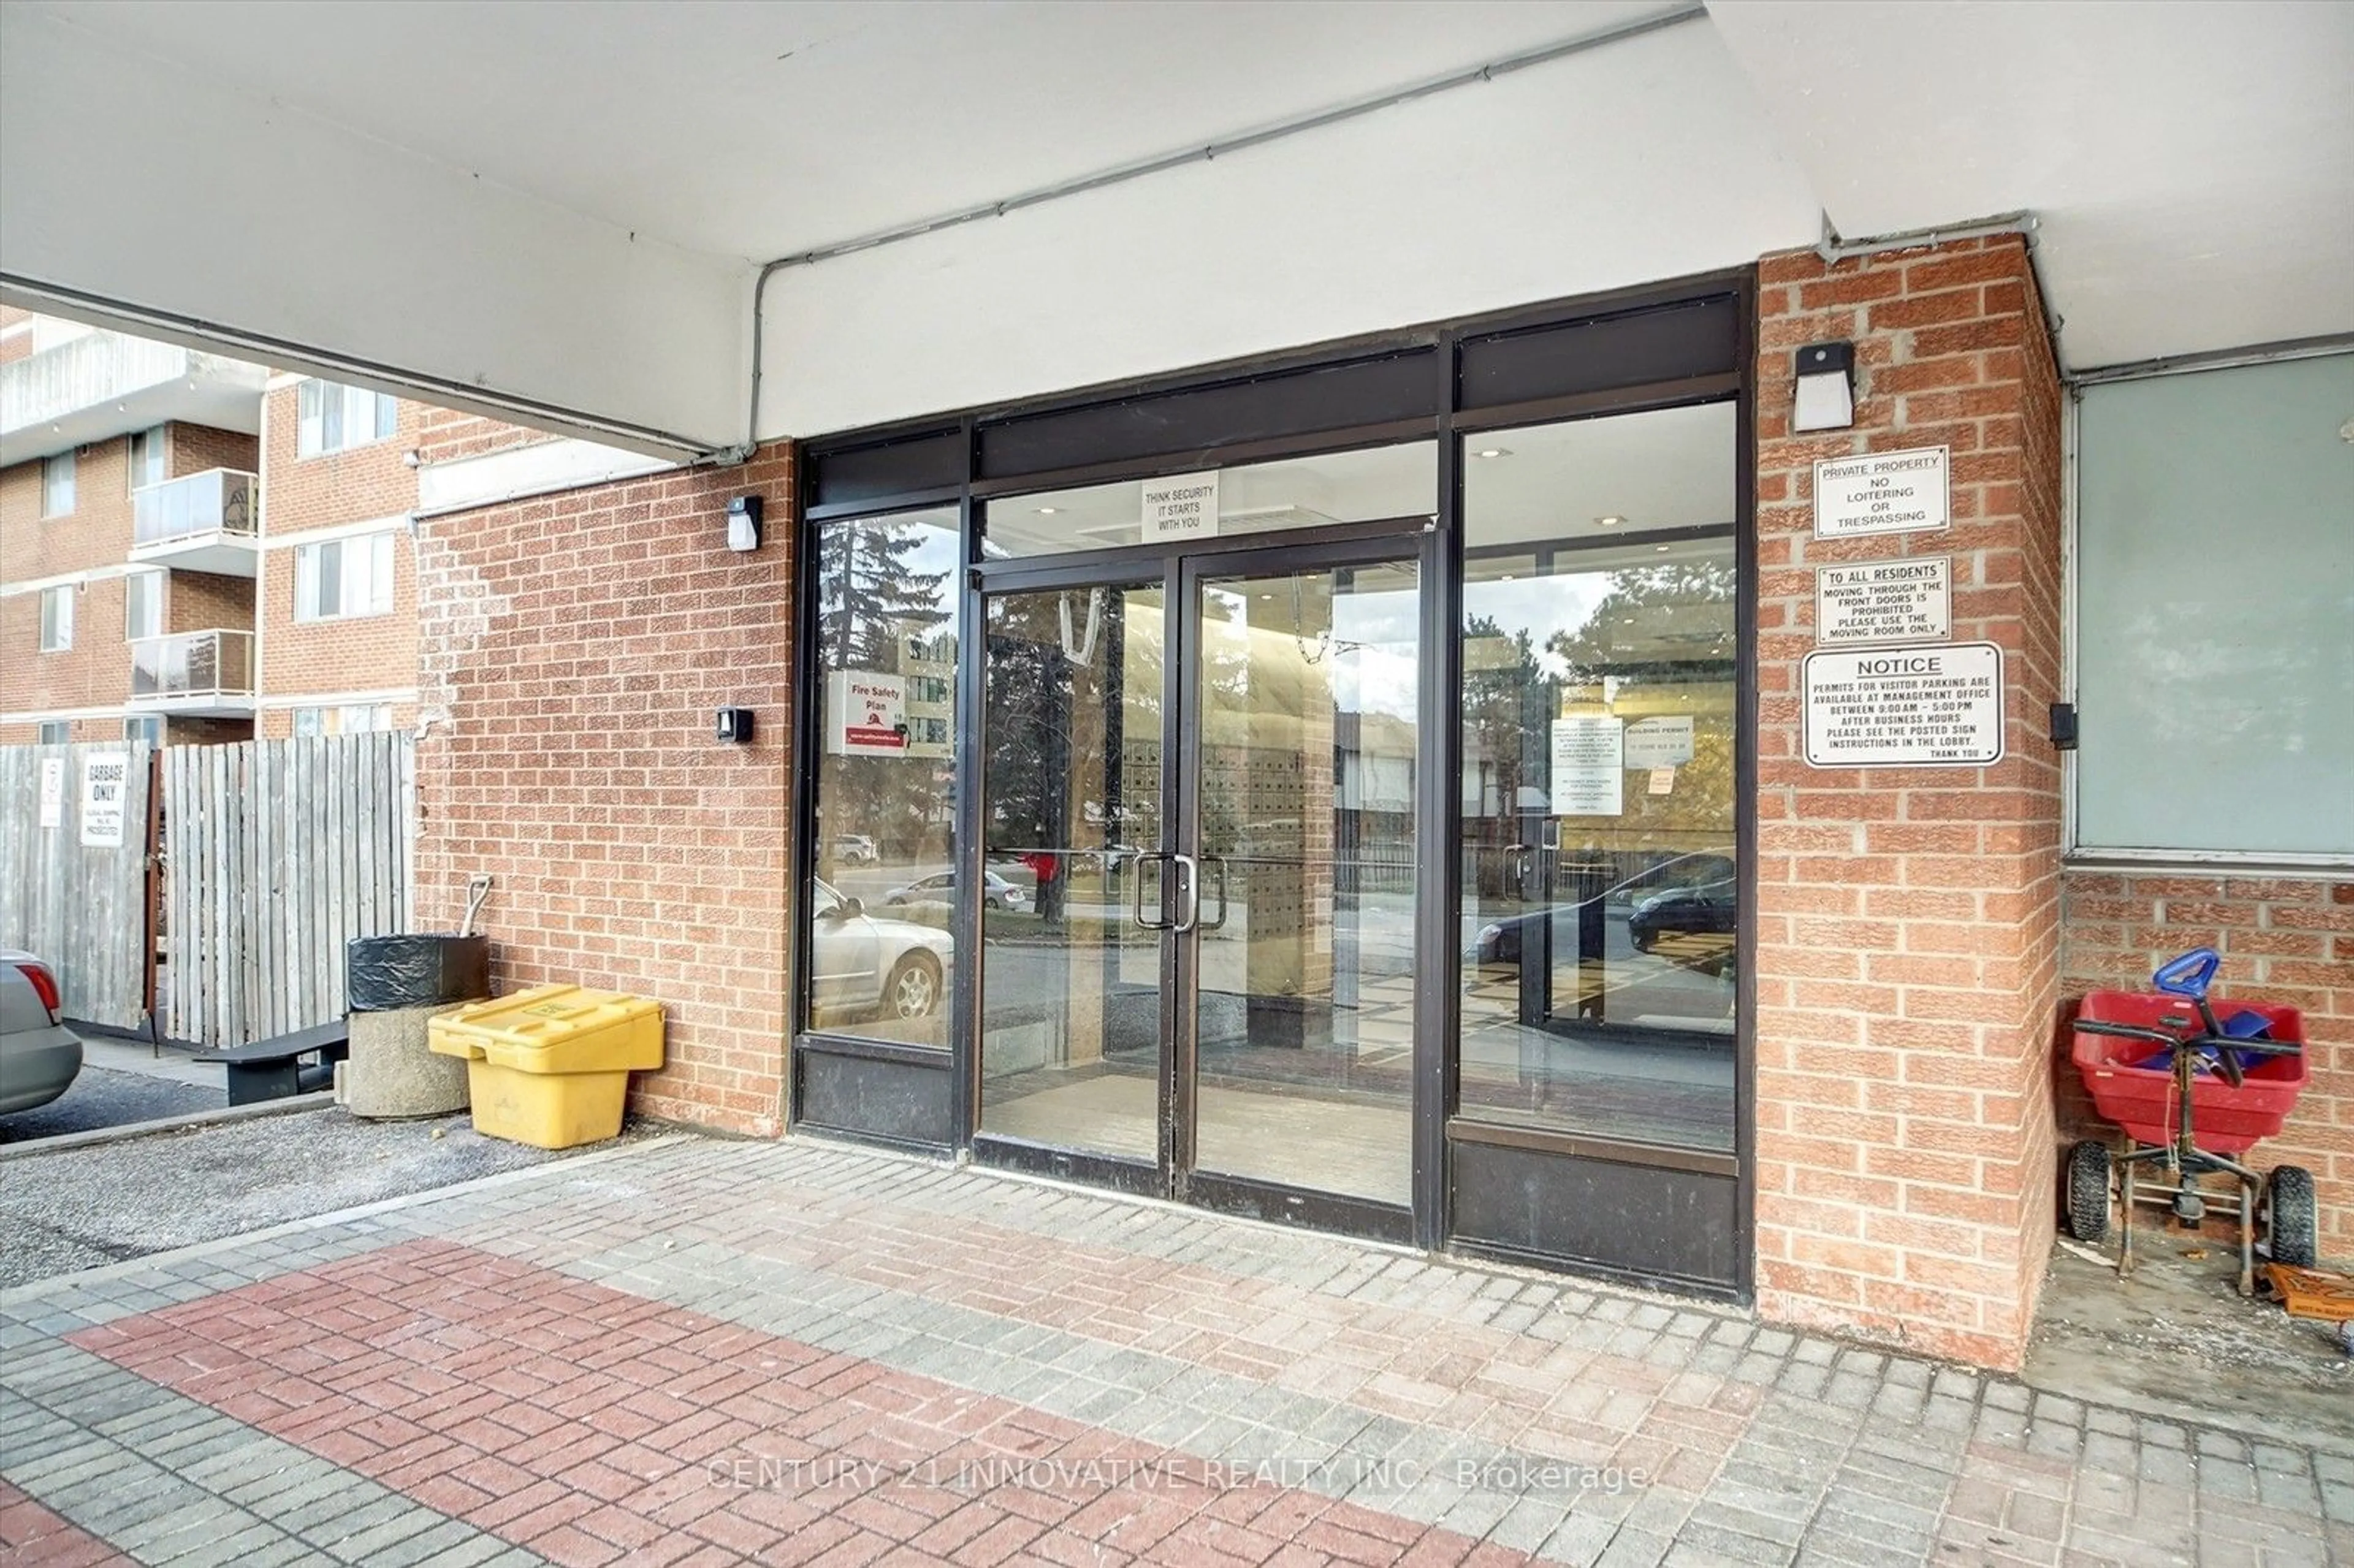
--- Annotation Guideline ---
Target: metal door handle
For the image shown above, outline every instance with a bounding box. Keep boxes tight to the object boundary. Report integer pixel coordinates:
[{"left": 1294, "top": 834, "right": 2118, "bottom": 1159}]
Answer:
[
  {"left": 1170, "top": 853, "right": 1200, "bottom": 934},
  {"left": 1198, "top": 855, "right": 1228, "bottom": 932},
  {"left": 1132, "top": 853, "right": 1175, "bottom": 930}
]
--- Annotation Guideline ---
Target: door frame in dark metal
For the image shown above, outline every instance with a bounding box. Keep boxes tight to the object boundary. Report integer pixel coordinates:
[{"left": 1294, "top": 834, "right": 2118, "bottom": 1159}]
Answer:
[
  {"left": 966, "top": 520, "right": 1430, "bottom": 1224},
  {"left": 798, "top": 264, "right": 1759, "bottom": 1298},
  {"left": 965, "top": 558, "right": 1175, "bottom": 1194},
  {"left": 1170, "top": 528, "right": 1430, "bottom": 1231}
]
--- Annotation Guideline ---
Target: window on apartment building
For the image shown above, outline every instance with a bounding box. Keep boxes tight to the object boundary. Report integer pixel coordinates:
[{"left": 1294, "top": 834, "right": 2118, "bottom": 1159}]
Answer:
[
  {"left": 2074, "top": 352, "right": 2354, "bottom": 861},
  {"left": 291, "top": 703, "right": 393, "bottom": 737},
  {"left": 39, "top": 586, "right": 74, "bottom": 651},
  {"left": 294, "top": 532, "right": 397, "bottom": 621},
  {"left": 42, "top": 452, "right": 76, "bottom": 516},
  {"left": 37, "top": 721, "right": 70, "bottom": 745},
  {"left": 124, "top": 569, "right": 164, "bottom": 641},
  {"left": 297, "top": 380, "right": 399, "bottom": 457},
  {"left": 129, "top": 426, "right": 167, "bottom": 491},
  {"left": 123, "top": 716, "right": 163, "bottom": 747}
]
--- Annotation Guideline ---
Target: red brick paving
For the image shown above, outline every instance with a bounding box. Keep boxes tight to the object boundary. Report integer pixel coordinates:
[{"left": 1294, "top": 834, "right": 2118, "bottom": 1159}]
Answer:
[
  {"left": 0, "top": 1482, "right": 135, "bottom": 1567},
  {"left": 67, "top": 1239, "right": 1538, "bottom": 1566}
]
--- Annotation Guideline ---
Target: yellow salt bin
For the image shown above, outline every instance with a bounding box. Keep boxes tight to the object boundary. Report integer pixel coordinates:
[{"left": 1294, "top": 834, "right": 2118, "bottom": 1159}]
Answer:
[{"left": 427, "top": 984, "right": 664, "bottom": 1149}]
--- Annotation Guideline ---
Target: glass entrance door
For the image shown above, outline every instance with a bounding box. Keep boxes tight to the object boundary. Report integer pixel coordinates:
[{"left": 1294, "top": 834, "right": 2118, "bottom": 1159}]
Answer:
[
  {"left": 1179, "top": 554, "right": 1420, "bottom": 1208},
  {"left": 975, "top": 544, "right": 1422, "bottom": 1217}
]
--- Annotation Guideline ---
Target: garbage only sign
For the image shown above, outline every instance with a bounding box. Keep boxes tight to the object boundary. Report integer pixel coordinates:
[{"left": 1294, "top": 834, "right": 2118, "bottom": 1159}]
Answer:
[{"left": 80, "top": 752, "right": 130, "bottom": 847}]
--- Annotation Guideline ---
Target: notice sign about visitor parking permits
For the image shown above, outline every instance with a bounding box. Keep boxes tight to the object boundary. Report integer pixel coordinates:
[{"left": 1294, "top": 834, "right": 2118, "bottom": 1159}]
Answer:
[
  {"left": 1802, "top": 643, "right": 2004, "bottom": 769},
  {"left": 1816, "top": 557, "right": 1951, "bottom": 647},
  {"left": 79, "top": 752, "right": 129, "bottom": 847},
  {"left": 1813, "top": 446, "right": 1949, "bottom": 539},
  {"left": 828, "top": 671, "right": 908, "bottom": 757},
  {"left": 1141, "top": 472, "right": 1219, "bottom": 541}
]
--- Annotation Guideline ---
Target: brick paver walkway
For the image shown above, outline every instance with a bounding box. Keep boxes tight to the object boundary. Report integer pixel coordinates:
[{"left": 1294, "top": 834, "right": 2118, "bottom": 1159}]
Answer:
[{"left": 2, "top": 1136, "right": 2345, "bottom": 1566}]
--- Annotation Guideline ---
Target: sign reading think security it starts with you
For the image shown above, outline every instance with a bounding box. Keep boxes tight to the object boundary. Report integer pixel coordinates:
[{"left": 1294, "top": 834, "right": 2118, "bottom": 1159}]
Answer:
[
  {"left": 1803, "top": 642, "right": 2004, "bottom": 769},
  {"left": 1142, "top": 472, "right": 1220, "bottom": 542},
  {"left": 1813, "top": 446, "right": 1949, "bottom": 539}
]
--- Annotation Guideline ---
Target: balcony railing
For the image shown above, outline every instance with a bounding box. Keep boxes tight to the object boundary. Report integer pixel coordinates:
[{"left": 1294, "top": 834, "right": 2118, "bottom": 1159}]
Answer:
[
  {"left": 129, "top": 629, "right": 255, "bottom": 705},
  {"left": 132, "top": 469, "right": 258, "bottom": 549}
]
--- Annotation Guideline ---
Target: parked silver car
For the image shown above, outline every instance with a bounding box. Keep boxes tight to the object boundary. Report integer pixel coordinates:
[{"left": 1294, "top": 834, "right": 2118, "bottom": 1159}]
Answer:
[
  {"left": 809, "top": 880, "right": 954, "bottom": 1019},
  {"left": 1, "top": 951, "right": 84, "bottom": 1114}
]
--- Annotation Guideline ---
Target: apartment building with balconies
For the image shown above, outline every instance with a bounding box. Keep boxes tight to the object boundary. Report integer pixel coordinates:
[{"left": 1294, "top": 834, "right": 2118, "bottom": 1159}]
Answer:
[
  {"left": 1, "top": 306, "right": 266, "bottom": 745},
  {"left": 4, "top": 310, "right": 636, "bottom": 744}
]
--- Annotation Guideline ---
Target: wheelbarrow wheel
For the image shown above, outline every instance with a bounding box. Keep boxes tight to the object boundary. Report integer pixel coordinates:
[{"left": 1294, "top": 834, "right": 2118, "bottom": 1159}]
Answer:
[
  {"left": 2066, "top": 1140, "right": 2112, "bottom": 1244},
  {"left": 2263, "top": 1165, "right": 2317, "bottom": 1268}
]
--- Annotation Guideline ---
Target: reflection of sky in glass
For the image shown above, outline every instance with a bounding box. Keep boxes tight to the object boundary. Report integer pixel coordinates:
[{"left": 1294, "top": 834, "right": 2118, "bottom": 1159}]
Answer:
[
  {"left": 1462, "top": 576, "right": 1609, "bottom": 679},
  {"left": 1333, "top": 585, "right": 1420, "bottom": 720}
]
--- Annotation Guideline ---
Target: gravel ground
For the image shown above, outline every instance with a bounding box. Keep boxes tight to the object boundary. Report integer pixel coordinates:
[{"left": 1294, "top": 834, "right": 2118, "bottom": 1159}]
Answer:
[
  {"left": 0, "top": 1106, "right": 660, "bottom": 1288},
  {"left": 0, "top": 1065, "right": 224, "bottom": 1145}
]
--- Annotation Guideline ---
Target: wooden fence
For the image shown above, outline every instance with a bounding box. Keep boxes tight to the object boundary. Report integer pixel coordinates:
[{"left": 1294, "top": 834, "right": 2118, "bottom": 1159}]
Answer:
[
  {"left": 0, "top": 742, "right": 154, "bottom": 1030},
  {"left": 162, "top": 733, "right": 416, "bottom": 1046}
]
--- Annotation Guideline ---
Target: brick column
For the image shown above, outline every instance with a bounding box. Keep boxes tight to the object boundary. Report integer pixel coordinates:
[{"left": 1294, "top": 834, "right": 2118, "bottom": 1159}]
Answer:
[
  {"left": 411, "top": 444, "right": 798, "bottom": 1136},
  {"left": 1752, "top": 235, "right": 2066, "bottom": 1369}
]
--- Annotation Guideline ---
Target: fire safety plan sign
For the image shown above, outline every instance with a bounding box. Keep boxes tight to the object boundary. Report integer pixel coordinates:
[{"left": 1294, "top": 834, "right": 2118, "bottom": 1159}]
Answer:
[
  {"left": 828, "top": 671, "right": 907, "bottom": 756},
  {"left": 1802, "top": 643, "right": 2005, "bottom": 768}
]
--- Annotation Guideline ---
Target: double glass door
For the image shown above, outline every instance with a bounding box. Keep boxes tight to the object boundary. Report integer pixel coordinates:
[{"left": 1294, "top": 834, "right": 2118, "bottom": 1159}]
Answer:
[{"left": 975, "top": 541, "right": 1421, "bottom": 1214}]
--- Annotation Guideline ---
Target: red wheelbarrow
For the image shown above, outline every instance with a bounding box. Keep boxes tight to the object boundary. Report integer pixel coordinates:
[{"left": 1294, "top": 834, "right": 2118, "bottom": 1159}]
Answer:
[{"left": 2065, "top": 948, "right": 2317, "bottom": 1296}]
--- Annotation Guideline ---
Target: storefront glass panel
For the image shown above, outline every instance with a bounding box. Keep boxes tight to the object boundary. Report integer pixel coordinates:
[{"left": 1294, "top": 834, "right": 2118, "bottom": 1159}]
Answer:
[
  {"left": 1455, "top": 405, "right": 1739, "bottom": 1152},
  {"left": 977, "top": 582, "right": 1168, "bottom": 1160},
  {"left": 981, "top": 441, "right": 1436, "bottom": 557},
  {"left": 804, "top": 504, "right": 961, "bottom": 1046},
  {"left": 1189, "top": 557, "right": 1420, "bottom": 1206}
]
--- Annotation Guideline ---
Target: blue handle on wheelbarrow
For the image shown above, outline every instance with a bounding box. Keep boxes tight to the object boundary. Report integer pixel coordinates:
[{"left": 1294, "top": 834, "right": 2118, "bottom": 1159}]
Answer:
[{"left": 2152, "top": 946, "right": 2221, "bottom": 1000}]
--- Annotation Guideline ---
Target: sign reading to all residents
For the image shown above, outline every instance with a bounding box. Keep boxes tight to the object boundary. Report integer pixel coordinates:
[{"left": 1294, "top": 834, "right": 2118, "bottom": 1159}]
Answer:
[
  {"left": 1623, "top": 715, "right": 1696, "bottom": 769},
  {"left": 1548, "top": 715, "right": 1624, "bottom": 816},
  {"left": 1813, "top": 446, "right": 1950, "bottom": 538},
  {"left": 1816, "top": 557, "right": 1952, "bottom": 646},
  {"left": 828, "top": 671, "right": 908, "bottom": 756},
  {"left": 1803, "top": 643, "right": 2004, "bottom": 768},
  {"left": 79, "top": 752, "right": 129, "bottom": 847},
  {"left": 1141, "top": 472, "right": 1220, "bottom": 541},
  {"left": 39, "top": 757, "right": 66, "bottom": 830}
]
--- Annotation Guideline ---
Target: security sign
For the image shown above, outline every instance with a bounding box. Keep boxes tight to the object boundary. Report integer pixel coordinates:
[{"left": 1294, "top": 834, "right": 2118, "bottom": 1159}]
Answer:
[{"left": 828, "top": 671, "right": 908, "bottom": 756}]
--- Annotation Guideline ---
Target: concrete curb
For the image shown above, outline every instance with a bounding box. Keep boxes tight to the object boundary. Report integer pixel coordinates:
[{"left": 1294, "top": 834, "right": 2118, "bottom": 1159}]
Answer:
[{"left": 0, "top": 1091, "right": 337, "bottom": 1163}]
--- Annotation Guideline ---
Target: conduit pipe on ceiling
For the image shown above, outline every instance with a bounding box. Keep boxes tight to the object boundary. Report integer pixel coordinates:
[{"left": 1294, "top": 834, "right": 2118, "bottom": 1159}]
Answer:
[{"left": 714, "top": 2, "right": 1712, "bottom": 462}]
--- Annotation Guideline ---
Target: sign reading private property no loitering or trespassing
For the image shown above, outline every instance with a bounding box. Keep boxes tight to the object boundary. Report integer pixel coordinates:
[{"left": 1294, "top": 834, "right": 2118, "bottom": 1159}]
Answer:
[{"left": 1813, "top": 447, "right": 1949, "bottom": 539}]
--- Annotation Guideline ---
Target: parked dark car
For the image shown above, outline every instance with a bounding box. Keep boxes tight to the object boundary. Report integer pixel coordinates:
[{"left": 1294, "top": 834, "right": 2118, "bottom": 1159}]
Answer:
[
  {"left": 1628, "top": 881, "right": 1737, "bottom": 953},
  {"left": 1471, "top": 852, "right": 1734, "bottom": 967}
]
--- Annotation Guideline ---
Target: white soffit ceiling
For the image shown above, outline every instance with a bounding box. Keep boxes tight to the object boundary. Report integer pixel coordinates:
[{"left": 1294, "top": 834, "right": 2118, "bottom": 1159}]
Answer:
[
  {"left": 26, "top": 0, "right": 1680, "bottom": 263},
  {"left": 1705, "top": 0, "right": 2354, "bottom": 368}
]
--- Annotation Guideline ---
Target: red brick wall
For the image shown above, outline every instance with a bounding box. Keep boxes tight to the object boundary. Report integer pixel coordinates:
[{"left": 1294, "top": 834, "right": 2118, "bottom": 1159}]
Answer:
[
  {"left": 259, "top": 379, "right": 422, "bottom": 536},
  {"left": 257, "top": 527, "right": 420, "bottom": 715},
  {"left": 2060, "top": 873, "right": 2352, "bottom": 1256},
  {"left": 411, "top": 446, "right": 794, "bottom": 1135},
  {"left": 166, "top": 570, "right": 254, "bottom": 634},
  {"left": 254, "top": 382, "right": 545, "bottom": 723},
  {"left": 416, "top": 408, "right": 552, "bottom": 466},
  {"left": 4, "top": 437, "right": 141, "bottom": 728},
  {"left": 169, "top": 423, "right": 257, "bottom": 479},
  {"left": 1751, "top": 235, "right": 2066, "bottom": 1370}
]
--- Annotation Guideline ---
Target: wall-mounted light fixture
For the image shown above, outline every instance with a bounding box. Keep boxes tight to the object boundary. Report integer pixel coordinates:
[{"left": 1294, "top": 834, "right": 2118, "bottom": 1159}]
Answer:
[
  {"left": 1793, "top": 341, "right": 1856, "bottom": 432},
  {"left": 726, "top": 495, "right": 763, "bottom": 552}
]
